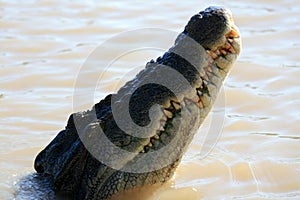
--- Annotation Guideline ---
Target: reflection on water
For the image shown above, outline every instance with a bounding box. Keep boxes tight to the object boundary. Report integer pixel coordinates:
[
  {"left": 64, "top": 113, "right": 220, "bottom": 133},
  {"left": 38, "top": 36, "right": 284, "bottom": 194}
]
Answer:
[{"left": 1, "top": 0, "right": 300, "bottom": 199}]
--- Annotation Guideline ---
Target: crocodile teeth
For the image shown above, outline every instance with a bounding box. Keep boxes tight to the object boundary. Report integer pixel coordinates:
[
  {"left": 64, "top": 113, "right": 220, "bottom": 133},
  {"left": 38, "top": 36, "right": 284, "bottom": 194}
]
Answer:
[
  {"left": 208, "top": 51, "right": 218, "bottom": 59},
  {"left": 147, "top": 143, "right": 153, "bottom": 147},
  {"left": 151, "top": 134, "right": 159, "bottom": 142},
  {"left": 184, "top": 98, "right": 192, "bottom": 105},
  {"left": 197, "top": 90, "right": 202, "bottom": 96},
  {"left": 158, "top": 126, "right": 165, "bottom": 131},
  {"left": 161, "top": 115, "right": 167, "bottom": 122},
  {"left": 206, "top": 66, "right": 212, "bottom": 73},
  {"left": 163, "top": 109, "right": 173, "bottom": 118},
  {"left": 202, "top": 74, "right": 209, "bottom": 82},
  {"left": 215, "top": 49, "right": 221, "bottom": 56},
  {"left": 153, "top": 134, "right": 159, "bottom": 139},
  {"left": 172, "top": 101, "right": 181, "bottom": 110},
  {"left": 220, "top": 49, "right": 227, "bottom": 55}
]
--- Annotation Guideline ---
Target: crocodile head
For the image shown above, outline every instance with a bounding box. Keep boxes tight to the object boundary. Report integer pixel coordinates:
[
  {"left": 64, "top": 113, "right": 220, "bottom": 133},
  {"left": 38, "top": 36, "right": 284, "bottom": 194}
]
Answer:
[{"left": 33, "top": 6, "right": 241, "bottom": 200}]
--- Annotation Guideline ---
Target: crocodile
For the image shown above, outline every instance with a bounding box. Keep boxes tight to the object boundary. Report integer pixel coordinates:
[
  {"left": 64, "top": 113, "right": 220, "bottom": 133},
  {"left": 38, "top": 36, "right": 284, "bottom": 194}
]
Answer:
[{"left": 34, "top": 6, "right": 241, "bottom": 200}]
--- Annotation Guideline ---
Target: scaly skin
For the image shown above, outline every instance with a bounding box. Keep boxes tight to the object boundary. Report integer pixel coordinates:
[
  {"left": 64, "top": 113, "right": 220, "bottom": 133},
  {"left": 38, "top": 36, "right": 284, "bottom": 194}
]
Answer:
[{"left": 34, "top": 7, "right": 241, "bottom": 200}]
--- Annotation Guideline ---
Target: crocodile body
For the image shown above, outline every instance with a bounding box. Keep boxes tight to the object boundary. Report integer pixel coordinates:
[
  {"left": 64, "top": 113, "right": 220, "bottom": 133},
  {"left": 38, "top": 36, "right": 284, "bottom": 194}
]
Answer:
[{"left": 34, "top": 7, "right": 241, "bottom": 200}]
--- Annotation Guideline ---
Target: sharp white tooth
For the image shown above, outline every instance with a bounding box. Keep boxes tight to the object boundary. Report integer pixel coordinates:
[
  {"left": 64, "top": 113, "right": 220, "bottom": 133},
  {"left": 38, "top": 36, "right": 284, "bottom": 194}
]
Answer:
[
  {"left": 207, "top": 67, "right": 212, "bottom": 73},
  {"left": 194, "top": 78, "right": 203, "bottom": 88},
  {"left": 160, "top": 120, "right": 166, "bottom": 128},
  {"left": 172, "top": 101, "right": 181, "bottom": 110},
  {"left": 228, "top": 38, "right": 234, "bottom": 43},
  {"left": 147, "top": 143, "right": 153, "bottom": 147},
  {"left": 161, "top": 114, "right": 167, "bottom": 122},
  {"left": 159, "top": 126, "right": 165, "bottom": 131},
  {"left": 202, "top": 74, "right": 209, "bottom": 82},
  {"left": 163, "top": 100, "right": 171, "bottom": 108},
  {"left": 221, "top": 49, "right": 227, "bottom": 55},
  {"left": 153, "top": 134, "right": 159, "bottom": 139},
  {"left": 197, "top": 90, "right": 202, "bottom": 96},
  {"left": 163, "top": 109, "right": 173, "bottom": 118},
  {"left": 184, "top": 98, "right": 192, "bottom": 105},
  {"left": 141, "top": 150, "right": 145, "bottom": 153}
]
